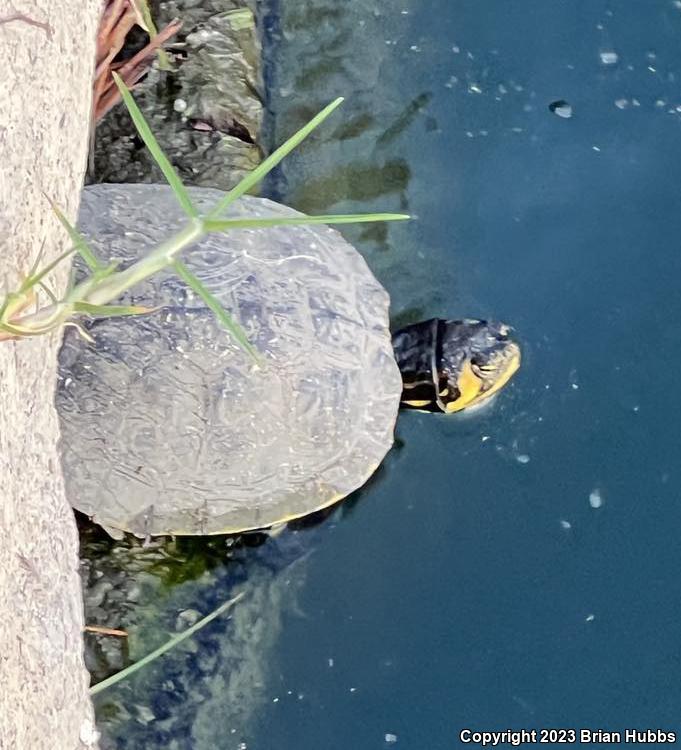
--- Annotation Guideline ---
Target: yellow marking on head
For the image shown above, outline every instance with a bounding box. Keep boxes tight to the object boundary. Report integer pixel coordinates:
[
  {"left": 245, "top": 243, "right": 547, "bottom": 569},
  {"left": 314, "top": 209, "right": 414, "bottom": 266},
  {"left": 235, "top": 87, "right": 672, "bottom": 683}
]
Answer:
[
  {"left": 445, "top": 359, "right": 483, "bottom": 413},
  {"left": 445, "top": 343, "right": 521, "bottom": 413},
  {"left": 402, "top": 398, "right": 435, "bottom": 408},
  {"left": 438, "top": 388, "right": 449, "bottom": 397},
  {"left": 479, "top": 343, "right": 521, "bottom": 401}
]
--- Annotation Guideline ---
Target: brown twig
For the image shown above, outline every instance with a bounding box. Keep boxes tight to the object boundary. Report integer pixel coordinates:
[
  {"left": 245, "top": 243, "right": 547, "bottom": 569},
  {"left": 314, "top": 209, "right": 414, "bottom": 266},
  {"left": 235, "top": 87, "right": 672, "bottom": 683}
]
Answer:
[
  {"left": 94, "top": 17, "right": 182, "bottom": 122},
  {"left": 93, "top": 1, "right": 181, "bottom": 124}
]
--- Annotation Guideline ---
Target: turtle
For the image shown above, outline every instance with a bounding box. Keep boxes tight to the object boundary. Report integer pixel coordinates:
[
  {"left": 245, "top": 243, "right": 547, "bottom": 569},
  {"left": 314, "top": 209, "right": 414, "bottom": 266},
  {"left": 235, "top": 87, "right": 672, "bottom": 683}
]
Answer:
[{"left": 57, "top": 183, "right": 520, "bottom": 538}]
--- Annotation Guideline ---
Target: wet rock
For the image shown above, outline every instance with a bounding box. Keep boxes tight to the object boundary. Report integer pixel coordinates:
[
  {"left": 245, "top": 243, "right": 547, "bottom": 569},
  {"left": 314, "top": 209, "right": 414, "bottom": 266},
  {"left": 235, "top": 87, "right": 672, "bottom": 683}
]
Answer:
[{"left": 90, "top": 1, "right": 263, "bottom": 190}]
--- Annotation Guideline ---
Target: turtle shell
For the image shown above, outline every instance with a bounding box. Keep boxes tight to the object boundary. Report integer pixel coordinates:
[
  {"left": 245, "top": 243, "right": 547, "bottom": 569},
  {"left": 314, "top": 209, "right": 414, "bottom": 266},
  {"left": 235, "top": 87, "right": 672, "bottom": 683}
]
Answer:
[{"left": 56, "top": 184, "right": 401, "bottom": 536}]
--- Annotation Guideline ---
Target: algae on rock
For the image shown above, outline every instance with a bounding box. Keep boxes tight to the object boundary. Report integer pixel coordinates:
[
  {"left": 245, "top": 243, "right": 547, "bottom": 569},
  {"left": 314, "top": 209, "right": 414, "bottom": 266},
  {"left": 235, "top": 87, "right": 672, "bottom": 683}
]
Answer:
[{"left": 91, "top": 1, "right": 263, "bottom": 190}]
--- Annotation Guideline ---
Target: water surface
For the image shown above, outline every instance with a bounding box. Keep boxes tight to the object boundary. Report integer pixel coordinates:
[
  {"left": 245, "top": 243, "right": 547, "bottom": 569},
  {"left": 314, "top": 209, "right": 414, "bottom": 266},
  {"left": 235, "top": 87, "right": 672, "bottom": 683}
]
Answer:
[
  {"left": 257, "top": 0, "right": 681, "bottom": 747},
  {"left": 92, "top": 1, "right": 681, "bottom": 747}
]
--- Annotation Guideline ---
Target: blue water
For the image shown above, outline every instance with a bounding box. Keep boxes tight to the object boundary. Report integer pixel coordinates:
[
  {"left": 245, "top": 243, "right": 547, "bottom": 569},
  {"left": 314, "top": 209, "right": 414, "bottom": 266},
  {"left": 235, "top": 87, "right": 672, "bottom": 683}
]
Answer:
[
  {"left": 256, "top": 0, "right": 681, "bottom": 747},
  {"left": 91, "top": 2, "right": 681, "bottom": 747}
]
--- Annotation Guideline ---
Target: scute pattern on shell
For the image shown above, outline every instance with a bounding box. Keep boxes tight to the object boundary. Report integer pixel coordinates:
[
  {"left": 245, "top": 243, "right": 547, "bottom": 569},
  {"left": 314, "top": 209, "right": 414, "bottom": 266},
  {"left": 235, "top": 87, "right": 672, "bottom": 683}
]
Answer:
[{"left": 57, "top": 184, "right": 402, "bottom": 536}]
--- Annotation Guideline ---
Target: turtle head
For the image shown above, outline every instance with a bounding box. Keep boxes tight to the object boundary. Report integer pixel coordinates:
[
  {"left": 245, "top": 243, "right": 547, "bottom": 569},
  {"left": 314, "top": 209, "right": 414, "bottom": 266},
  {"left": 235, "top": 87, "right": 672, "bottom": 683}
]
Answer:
[{"left": 392, "top": 318, "right": 521, "bottom": 413}]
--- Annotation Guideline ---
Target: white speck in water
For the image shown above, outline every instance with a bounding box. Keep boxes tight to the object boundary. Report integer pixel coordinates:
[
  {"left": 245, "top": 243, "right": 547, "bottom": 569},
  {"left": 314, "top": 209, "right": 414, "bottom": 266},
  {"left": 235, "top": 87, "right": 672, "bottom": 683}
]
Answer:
[
  {"left": 571, "top": 383, "right": 579, "bottom": 390},
  {"left": 596, "top": 23, "right": 604, "bottom": 30},
  {"left": 297, "top": 693, "right": 304, "bottom": 700},
  {"left": 592, "top": 145, "right": 601, "bottom": 152},
  {"left": 350, "top": 687, "right": 357, "bottom": 692},
  {"left": 498, "top": 83, "right": 508, "bottom": 94},
  {"left": 452, "top": 45, "right": 460, "bottom": 53},
  {"left": 238, "top": 743, "right": 248, "bottom": 750},
  {"left": 615, "top": 98, "right": 629, "bottom": 109},
  {"left": 586, "top": 614, "right": 595, "bottom": 622},
  {"left": 465, "top": 131, "right": 474, "bottom": 138},
  {"left": 401, "top": 9, "right": 409, "bottom": 13},
  {"left": 632, "top": 98, "right": 641, "bottom": 107},
  {"left": 674, "top": 0, "right": 681, "bottom": 9},
  {"left": 600, "top": 50, "right": 619, "bottom": 65},
  {"left": 549, "top": 100, "right": 573, "bottom": 118},
  {"left": 479, "top": 129, "right": 489, "bottom": 136},
  {"left": 511, "top": 126, "right": 524, "bottom": 133},
  {"left": 589, "top": 488, "right": 603, "bottom": 508},
  {"left": 385, "top": 734, "right": 398, "bottom": 744},
  {"left": 516, "top": 454, "right": 531, "bottom": 465},
  {"left": 409, "top": 45, "right": 421, "bottom": 52},
  {"left": 560, "top": 520, "right": 572, "bottom": 530},
  {"left": 633, "top": 405, "right": 640, "bottom": 412},
  {"left": 482, "top": 435, "right": 490, "bottom": 442},
  {"left": 272, "top": 697, "right": 279, "bottom": 703},
  {"left": 648, "top": 66, "right": 657, "bottom": 73},
  {"left": 328, "top": 658, "right": 334, "bottom": 667},
  {"left": 523, "top": 103, "right": 534, "bottom": 112},
  {"left": 468, "top": 83, "right": 482, "bottom": 94},
  {"left": 467, "top": 51, "right": 475, "bottom": 60},
  {"left": 444, "top": 75, "right": 458, "bottom": 89}
]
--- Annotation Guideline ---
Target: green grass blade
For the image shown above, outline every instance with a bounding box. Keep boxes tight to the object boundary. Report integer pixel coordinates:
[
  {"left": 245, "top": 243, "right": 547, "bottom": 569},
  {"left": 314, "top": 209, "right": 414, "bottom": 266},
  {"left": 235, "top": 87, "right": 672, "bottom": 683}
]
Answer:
[
  {"left": 73, "top": 302, "right": 157, "bottom": 318},
  {"left": 43, "top": 193, "right": 101, "bottom": 271},
  {"left": 206, "top": 98, "right": 345, "bottom": 219},
  {"left": 172, "top": 261, "right": 259, "bottom": 362},
  {"left": 130, "top": 0, "right": 172, "bottom": 70},
  {"left": 203, "top": 213, "right": 410, "bottom": 232},
  {"left": 38, "top": 281, "right": 58, "bottom": 304},
  {"left": 112, "top": 73, "right": 197, "bottom": 219},
  {"left": 26, "top": 246, "right": 78, "bottom": 290},
  {"left": 89, "top": 592, "right": 244, "bottom": 696}
]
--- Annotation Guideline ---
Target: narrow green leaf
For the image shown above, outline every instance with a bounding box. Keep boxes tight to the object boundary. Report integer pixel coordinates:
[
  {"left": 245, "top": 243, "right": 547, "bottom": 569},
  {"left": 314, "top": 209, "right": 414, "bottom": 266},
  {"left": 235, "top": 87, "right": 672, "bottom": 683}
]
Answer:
[
  {"left": 207, "top": 98, "right": 345, "bottom": 218},
  {"left": 73, "top": 302, "right": 157, "bottom": 318},
  {"left": 26, "top": 241, "right": 46, "bottom": 281},
  {"left": 89, "top": 592, "right": 244, "bottom": 696},
  {"left": 24, "top": 245, "right": 78, "bottom": 290},
  {"left": 203, "top": 213, "right": 410, "bottom": 233},
  {"left": 172, "top": 261, "right": 259, "bottom": 362},
  {"left": 130, "top": 0, "right": 172, "bottom": 70},
  {"left": 38, "top": 281, "right": 58, "bottom": 304},
  {"left": 112, "top": 73, "right": 197, "bottom": 218},
  {"left": 43, "top": 193, "right": 101, "bottom": 271}
]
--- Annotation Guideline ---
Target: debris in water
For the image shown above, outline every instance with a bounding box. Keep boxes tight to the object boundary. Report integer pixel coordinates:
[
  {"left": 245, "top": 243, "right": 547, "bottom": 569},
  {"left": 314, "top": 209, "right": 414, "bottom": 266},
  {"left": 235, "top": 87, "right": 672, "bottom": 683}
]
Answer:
[
  {"left": 549, "top": 100, "right": 573, "bottom": 118},
  {"left": 560, "top": 519, "right": 572, "bottom": 530},
  {"left": 516, "top": 454, "right": 530, "bottom": 465},
  {"left": 589, "top": 488, "right": 603, "bottom": 508},
  {"left": 585, "top": 614, "right": 595, "bottom": 622},
  {"left": 600, "top": 50, "right": 619, "bottom": 65},
  {"left": 615, "top": 98, "right": 629, "bottom": 109},
  {"left": 385, "top": 734, "right": 398, "bottom": 744}
]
